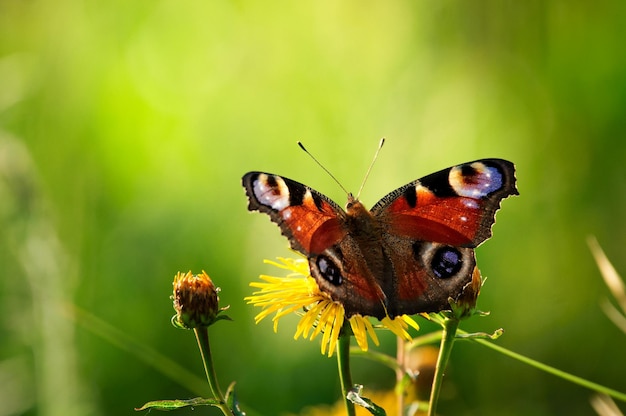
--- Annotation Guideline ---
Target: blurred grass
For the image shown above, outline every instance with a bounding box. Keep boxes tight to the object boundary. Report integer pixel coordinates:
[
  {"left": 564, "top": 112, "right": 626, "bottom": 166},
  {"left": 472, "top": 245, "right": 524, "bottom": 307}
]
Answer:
[{"left": 1, "top": 1, "right": 626, "bottom": 415}]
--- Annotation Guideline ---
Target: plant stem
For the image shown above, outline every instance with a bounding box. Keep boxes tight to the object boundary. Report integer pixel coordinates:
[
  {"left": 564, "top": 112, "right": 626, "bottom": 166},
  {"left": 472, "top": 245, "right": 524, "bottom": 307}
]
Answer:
[
  {"left": 407, "top": 330, "right": 445, "bottom": 348},
  {"left": 337, "top": 330, "right": 356, "bottom": 416},
  {"left": 471, "top": 335, "right": 626, "bottom": 403},
  {"left": 396, "top": 336, "right": 405, "bottom": 416},
  {"left": 194, "top": 327, "right": 232, "bottom": 416},
  {"left": 427, "top": 316, "right": 459, "bottom": 416},
  {"left": 350, "top": 347, "right": 402, "bottom": 372}
]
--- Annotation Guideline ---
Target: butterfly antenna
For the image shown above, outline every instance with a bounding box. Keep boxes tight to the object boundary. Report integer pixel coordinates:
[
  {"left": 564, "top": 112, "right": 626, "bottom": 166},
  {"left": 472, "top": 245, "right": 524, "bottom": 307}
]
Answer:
[
  {"left": 356, "top": 137, "right": 385, "bottom": 199},
  {"left": 297, "top": 141, "right": 350, "bottom": 196}
]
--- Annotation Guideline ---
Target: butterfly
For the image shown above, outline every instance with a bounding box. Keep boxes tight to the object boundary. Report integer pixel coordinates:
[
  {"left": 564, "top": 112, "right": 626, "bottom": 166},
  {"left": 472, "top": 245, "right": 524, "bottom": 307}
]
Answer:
[{"left": 242, "top": 158, "right": 517, "bottom": 319}]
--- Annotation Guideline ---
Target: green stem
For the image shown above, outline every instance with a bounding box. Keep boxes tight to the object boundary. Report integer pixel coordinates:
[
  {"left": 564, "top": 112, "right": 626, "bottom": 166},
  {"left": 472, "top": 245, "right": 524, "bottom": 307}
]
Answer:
[
  {"left": 396, "top": 337, "right": 405, "bottom": 416},
  {"left": 337, "top": 330, "right": 356, "bottom": 416},
  {"left": 471, "top": 335, "right": 626, "bottom": 403},
  {"left": 350, "top": 347, "right": 402, "bottom": 372},
  {"left": 194, "top": 327, "right": 232, "bottom": 416},
  {"left": 349, "top": 331, "right": 444, "bottom": 372},
  {"left": 407, "top": 330, "right": 445, "bottom": 348},
  {"left": 428, "top": 316, "right": 459, "bottom": 416}
]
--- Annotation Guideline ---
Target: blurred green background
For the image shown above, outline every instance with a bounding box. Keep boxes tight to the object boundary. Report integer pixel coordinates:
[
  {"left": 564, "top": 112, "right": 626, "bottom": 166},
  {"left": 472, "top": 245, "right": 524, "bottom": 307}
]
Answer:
[{"left": 1, "top": 1, "right": 625, "bottom": 415}]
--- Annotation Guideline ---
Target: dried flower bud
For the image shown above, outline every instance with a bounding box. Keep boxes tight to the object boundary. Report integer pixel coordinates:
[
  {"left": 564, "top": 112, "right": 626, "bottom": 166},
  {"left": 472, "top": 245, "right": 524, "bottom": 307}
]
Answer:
[
  {"left": 172, "top": 271, "right": 228, "bottom": 329},
  {"left": 450, "top": 266, "right": 483, "bottom": 319}
]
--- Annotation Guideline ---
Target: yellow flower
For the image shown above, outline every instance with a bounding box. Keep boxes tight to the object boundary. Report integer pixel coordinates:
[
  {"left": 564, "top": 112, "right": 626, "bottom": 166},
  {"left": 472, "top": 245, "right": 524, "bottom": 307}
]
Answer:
[{"left": 245, "top": 258, "right": 420, "bottom": 357}]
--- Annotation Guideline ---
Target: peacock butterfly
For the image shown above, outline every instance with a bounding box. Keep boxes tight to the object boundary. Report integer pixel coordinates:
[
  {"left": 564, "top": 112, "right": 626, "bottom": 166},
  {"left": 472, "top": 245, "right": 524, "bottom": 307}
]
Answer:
[{"left": 242, "top": 158, "right": 517, "bottom": 319}]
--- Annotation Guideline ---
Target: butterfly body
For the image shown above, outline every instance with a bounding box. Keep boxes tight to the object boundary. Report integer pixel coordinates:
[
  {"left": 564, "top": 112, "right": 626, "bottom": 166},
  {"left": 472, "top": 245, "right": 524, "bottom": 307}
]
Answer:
[{"left": 243, "top": 159, "right": 517, "bottom": 319}]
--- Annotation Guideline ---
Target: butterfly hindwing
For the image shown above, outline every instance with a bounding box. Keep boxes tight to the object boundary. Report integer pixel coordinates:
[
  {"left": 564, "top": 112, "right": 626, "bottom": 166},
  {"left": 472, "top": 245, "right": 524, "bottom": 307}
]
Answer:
[{"left": 383, "top": 237, "right": 478, "bottom": 316}]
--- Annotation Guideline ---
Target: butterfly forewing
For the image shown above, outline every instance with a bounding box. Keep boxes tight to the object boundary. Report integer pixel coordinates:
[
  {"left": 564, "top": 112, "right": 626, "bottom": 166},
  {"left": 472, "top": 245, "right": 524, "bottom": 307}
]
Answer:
[
  {"left": 371, "top": 159, "right": 518, "bottom": 247},
  {"left": 242, "top": 172, "right": 347, "bottom": 254}
]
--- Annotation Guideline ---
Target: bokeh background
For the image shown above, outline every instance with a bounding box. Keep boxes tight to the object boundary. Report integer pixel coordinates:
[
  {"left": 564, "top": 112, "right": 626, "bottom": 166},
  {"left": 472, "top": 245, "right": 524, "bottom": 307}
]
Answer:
[{"left": 1, "top": 1, "right": 625, "bottom": 415}]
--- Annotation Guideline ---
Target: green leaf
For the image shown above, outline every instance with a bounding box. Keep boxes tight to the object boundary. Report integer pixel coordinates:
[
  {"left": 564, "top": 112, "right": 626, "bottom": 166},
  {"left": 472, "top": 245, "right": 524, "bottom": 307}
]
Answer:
[
  {"left": 225, "top": 382, "right": 246, "bottom": 416},
  {"left": 135, "top": 397, "right": 219, "bottom": 411},
  {"left": 456, "top": 328, "right": 504, "bottom": 340}
]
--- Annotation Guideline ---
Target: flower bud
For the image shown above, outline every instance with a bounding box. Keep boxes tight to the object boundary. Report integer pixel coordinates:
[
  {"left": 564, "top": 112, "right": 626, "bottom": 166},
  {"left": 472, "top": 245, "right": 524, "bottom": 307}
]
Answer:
[
  {"left": 172, "top": 271, "right": 226, "bottom": 329},
  {"left": 450, "top": 266, "right": 483, "bottom": 319}
]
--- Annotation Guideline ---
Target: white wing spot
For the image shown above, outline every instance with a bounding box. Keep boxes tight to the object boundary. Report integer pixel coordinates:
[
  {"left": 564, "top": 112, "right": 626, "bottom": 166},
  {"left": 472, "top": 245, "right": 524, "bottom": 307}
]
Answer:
[
  {"left": 254, "top": 174, "right": 290, "bottom": 211},
  {"left": 463, "top": 199, "right": 479, "bottom": 209},
  {"left": 449, "top": 163, "right": 503, "bottom": 198}
]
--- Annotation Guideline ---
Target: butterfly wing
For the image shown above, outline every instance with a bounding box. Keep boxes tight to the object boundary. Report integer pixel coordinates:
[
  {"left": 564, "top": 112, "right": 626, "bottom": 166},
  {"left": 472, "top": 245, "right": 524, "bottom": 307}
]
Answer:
[
  {"left": 242, "top": 172, "right": 386, "bottom": 315},
  {"left": 243, "top": 172, "right": 347, "bottom": 254},
  {"left": 371, "top": 159, "right": 518, "bottom": 316},
  {"left": 371, "top": 159, "right": 518, "bottom": 247}
]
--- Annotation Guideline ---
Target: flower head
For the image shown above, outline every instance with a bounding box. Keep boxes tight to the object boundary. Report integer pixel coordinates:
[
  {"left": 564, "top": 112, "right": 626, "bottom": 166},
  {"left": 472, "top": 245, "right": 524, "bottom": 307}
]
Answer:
[
  {"left": 245, "top": 258, "right": 419, "bottom": 356},
  {"left": 172, "top": 271, "right": 230, "bottom": 329}
]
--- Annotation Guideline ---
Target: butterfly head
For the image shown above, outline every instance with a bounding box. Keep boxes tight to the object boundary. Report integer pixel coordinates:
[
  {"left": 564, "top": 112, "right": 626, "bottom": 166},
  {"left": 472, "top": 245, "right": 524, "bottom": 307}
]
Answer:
[
  {"left": 345, "top": 194, "right": 373, "bottom": 222},
  {"left": 344, "top": 192, "right": 359, "bottom": 209}
]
